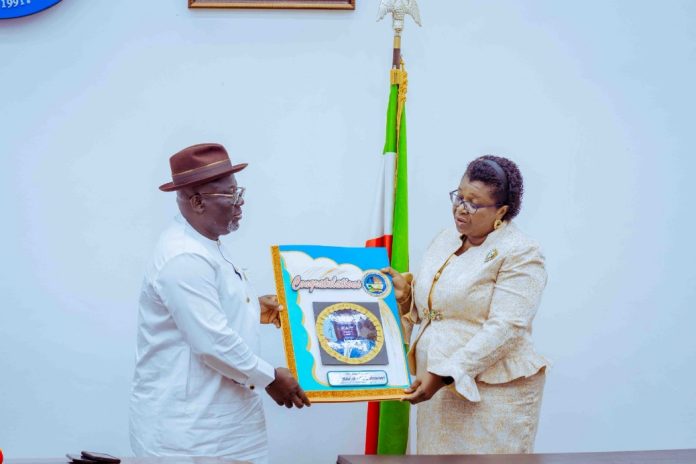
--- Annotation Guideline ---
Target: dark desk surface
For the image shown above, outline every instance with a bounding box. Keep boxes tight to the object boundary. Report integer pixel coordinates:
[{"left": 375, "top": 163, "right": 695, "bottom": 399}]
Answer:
[{"left": 337, "top": 449, "right": 696, "bottom": 464}]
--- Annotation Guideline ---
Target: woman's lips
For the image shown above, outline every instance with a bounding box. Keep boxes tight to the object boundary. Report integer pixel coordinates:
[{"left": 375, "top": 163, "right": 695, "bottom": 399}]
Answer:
[{"left": 455, "top": 216, "right": 469, "bottom": 226}]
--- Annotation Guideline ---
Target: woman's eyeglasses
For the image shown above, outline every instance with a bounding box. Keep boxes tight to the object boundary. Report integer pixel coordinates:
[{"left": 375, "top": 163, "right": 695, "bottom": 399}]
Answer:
[{"left": 449, "top": 190, "right": 499, "bottom": 215}]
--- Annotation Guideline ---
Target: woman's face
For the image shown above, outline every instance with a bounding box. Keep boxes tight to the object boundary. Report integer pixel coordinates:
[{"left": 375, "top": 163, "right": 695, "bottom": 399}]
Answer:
[{"left": 452, "top": 176, "right": 508, "bottom": 238}]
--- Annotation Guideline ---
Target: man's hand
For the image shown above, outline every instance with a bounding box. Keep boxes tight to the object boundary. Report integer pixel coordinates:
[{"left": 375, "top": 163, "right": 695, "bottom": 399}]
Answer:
[
  {"left": 259, "top": 294, "right": 282, "bottom": 328},
  {"left": 265, "top": 367, "right": 311, "bottom": 409},
  {"left": 401, "top": 371, "right": 448, "bottom": 405}
]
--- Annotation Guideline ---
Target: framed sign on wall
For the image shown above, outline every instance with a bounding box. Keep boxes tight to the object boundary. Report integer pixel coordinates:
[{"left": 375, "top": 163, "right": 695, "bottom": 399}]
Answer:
[
  {"left": 189, "top": 0, "right": 354, "bottom": 9},
  {"left": 0, "top": 0, "right": 62, "bottom": 19}
]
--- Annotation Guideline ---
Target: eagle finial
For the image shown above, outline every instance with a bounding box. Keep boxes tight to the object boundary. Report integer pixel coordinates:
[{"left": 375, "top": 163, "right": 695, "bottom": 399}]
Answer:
[{"left": 377, "top": 0, "right": 422, "bottom": 36}]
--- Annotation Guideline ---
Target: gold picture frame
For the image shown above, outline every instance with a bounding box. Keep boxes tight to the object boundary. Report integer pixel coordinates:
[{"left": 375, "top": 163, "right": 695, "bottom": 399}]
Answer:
[{"left": 189, "top": 0, "right": 355, "bottom": 9}]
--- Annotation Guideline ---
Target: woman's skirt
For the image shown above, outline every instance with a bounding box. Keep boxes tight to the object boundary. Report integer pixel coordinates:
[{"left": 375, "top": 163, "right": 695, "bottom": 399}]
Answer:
[{"left": 416, "top": 369, "right": 546, "bottom": 454}]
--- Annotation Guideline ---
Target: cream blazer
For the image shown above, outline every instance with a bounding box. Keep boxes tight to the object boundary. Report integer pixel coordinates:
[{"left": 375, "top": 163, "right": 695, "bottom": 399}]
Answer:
[{"left": 402, "top": 221, "right": 549, "bottom": 402}]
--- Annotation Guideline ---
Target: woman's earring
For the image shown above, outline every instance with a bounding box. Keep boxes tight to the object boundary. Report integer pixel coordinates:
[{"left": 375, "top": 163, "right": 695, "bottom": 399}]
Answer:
[{"left": 493, "top": 219, "right": 503, "bottom": 230}]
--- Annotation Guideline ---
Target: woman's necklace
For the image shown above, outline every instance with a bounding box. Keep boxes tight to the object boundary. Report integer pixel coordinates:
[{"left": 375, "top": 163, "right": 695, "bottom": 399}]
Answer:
[{"left": 425, "top": 253, "right": 456, "bottom": 321}]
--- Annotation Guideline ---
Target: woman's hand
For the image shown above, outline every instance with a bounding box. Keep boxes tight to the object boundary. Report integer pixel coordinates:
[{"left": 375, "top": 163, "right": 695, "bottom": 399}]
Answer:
[
  {"left": 259, "top": 294, "right": 282, "bottom": 328},
  {"left": 382, "top": 267, "right": 410, "bottom": 304},
  {"left": 402, "top": 372, "right": 448, "bottom": 404}
]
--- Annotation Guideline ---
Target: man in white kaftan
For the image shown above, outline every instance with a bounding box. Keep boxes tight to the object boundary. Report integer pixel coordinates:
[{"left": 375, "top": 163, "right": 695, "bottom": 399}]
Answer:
[{"left": 129, "top": 143, "right": 309, "bottom": 464}]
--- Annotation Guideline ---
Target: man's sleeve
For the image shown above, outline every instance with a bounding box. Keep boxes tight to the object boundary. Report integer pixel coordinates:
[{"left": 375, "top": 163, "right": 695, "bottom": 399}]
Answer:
[{"left": 154, "top": 253, "right": 275, "bottom": 390}]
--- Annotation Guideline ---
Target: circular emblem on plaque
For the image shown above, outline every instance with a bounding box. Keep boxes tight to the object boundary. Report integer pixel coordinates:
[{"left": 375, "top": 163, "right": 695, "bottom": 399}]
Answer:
[
  {"left": 361, "top": 270, "right": 391, "bottom": 298},
  {"left": 315, "top": 303, "right": 385, "bottom": 365}
]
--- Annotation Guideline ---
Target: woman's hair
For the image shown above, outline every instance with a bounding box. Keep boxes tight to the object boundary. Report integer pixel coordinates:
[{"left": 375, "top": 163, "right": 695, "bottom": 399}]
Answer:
[{"left": 464, "top": 155, "right": 524, "bottom": 221}]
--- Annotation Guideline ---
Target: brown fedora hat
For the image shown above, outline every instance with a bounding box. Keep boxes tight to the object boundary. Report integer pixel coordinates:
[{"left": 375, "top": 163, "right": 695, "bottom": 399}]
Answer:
[{"left": 159, "top": 143, "right": 247, "bottom": 192}]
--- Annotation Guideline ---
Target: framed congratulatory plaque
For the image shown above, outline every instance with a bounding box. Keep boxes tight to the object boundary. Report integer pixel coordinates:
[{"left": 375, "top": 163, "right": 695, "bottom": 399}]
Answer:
[
  {"left": 189, "top": 0, "right": 354, "bottom": 10},
  {"left": 271, "top": 245, "right": 410, "bottom": 402}
]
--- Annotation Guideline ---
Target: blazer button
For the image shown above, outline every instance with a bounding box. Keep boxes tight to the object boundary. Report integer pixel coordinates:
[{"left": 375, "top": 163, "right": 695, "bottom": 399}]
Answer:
[
  {"left": 246, "top": 297, "right": 251, "bottom": 303},
  {"left": 249, "top": 385, "right": 255, "bottom": 390}
]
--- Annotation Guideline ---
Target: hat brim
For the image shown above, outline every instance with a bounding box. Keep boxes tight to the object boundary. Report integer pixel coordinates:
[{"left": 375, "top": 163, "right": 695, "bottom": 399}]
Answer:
[{"left": 159, "top": 162, "right": 247, "bottom": 192}]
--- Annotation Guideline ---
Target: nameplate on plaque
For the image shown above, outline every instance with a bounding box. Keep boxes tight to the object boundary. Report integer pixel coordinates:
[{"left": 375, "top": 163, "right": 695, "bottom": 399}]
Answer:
[{"left": 327, "top": 370, "right": 388, "bottom": 387}]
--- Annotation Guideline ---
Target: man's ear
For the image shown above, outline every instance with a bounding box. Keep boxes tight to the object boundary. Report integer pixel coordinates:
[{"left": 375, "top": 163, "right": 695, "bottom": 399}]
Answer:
[{"left": 189, "top": 193, "right": 205, "bottom": 214}]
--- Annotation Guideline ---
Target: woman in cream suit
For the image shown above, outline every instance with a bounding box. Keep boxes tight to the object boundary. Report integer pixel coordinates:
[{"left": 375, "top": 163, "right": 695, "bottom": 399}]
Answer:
[{"left": 385, "top": 155, "right": 549, "bottom": 454}]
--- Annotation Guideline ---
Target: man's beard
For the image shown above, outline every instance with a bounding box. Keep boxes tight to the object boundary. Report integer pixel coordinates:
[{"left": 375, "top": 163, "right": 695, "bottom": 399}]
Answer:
[{"left": 227, "top": 219, "right": 240, "bottom": 233}]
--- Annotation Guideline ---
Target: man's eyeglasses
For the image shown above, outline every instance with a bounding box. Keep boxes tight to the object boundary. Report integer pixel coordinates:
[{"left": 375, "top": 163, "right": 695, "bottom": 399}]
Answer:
[
  {"left": 449, "top": 190, "right": 499, "bottom": 215},
  {"left": 192, "top": 186, "right": 245, "bottom": 205}
]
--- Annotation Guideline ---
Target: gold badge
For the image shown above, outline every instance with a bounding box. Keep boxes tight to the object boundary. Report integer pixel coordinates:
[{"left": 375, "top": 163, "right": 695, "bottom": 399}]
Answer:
[{"left": 485, "top": 249, "right": 499, "bottom": 263}]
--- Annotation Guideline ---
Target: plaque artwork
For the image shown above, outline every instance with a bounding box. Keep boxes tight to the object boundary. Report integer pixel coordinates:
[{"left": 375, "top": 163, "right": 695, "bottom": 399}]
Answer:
[{"left": 271, "top": 245, "right": 410, "bottom": 402}]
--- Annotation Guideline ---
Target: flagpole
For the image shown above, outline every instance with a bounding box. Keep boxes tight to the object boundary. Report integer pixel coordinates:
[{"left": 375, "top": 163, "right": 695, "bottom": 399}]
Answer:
[
  {"left": 378, "top": 0, "right": 421, "bottom": 69},
  {"left": 365, "top": 0, "right": 422, "bottom": 456},
  {"left": 393, "top": 35, "right": 401, "bottom": 68}
]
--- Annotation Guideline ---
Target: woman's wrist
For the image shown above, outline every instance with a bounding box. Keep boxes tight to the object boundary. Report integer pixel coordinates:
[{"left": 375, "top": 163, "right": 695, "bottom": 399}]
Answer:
[{"left": 396, "top": 284, "right": 412, "bottom": 304}]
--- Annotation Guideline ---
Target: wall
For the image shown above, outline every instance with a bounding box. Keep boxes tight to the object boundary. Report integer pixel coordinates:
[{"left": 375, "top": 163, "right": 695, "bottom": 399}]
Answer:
[{"left": 1, "top": 1, "right": 695, "bottom": 462}]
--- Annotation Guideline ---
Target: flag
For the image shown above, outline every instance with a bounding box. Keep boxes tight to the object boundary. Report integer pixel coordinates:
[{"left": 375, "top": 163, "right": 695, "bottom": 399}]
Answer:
[{"left": 364, "top": 63, "right": 410, "bottom": 455}]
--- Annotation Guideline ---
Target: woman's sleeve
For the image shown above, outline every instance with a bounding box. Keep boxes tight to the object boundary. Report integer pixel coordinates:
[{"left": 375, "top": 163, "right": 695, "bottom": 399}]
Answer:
[
  {"left": 427, "top": 244, "right": 547, "bottom": 402},
  {"left": 398, "top": 273, "right": 418, "bottom": 341}
]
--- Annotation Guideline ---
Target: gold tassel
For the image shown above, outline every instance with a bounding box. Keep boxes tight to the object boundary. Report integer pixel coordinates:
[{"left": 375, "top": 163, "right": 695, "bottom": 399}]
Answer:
[{"left": 389, "top": 59, "right": 408, "bottom": 146}]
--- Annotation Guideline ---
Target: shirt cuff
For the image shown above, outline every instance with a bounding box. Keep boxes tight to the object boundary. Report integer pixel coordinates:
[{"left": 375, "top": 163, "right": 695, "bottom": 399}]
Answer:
[
  {"left": 428, "top": 360, "right": 481, "bottom": 402},
  {"left": 243, "top": 358, "right": 276, "bottom": 391}
]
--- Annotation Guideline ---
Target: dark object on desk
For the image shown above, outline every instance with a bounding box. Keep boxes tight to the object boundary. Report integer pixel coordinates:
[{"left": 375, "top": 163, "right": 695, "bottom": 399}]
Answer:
[
  {"left": 80, "top": 452, "right": 120, "bottom": 464},
  {"left": 66, "top": 454, "right": 95, "bottom": 464},
  {"left": 65, "top": 452, "right": 120, "bottom": 464},
  {"left": 337, "top": 449, "right": 696, "bottom": 464}
]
